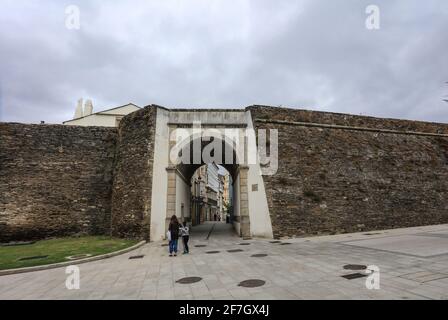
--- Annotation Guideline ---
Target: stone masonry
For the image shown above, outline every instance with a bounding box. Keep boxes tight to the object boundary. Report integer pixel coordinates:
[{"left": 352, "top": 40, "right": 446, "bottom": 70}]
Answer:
[
  {"left": 0, "top": 123, "right": 116, "bottom": 242},
  {"left": 110, "top": 106, "right": 157, "bottom": 240},
  {"left": 248, "top": 106, "right": 448, "bottom": 238}
]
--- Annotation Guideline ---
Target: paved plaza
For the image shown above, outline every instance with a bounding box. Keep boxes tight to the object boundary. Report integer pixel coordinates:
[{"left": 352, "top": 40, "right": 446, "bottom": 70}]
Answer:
[{"left": 1, "top": 223, "right": 448, "bottom": 300}]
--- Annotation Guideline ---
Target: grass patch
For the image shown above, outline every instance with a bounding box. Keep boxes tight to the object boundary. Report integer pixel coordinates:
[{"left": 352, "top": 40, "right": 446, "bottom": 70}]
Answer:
[{"left": 0, "top": 236, "right": 138, "bottom": 270}]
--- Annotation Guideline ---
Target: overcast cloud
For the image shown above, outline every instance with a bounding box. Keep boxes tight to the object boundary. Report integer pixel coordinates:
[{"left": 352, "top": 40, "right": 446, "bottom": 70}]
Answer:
[{"left": 0, "top": 0, "right": 447, "bottom": 124}]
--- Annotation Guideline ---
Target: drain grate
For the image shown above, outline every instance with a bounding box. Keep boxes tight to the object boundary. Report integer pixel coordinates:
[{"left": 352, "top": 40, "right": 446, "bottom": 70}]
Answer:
[
  {"left": 176, "top": 277, "right": 203, "bottom": 284},
  {"left": 343, "top": 264, "right": 367, "bottom": 271},
  {"left": 195, "top": 245, "right": 207, "bottom": 248},
  {"left": 206, "top": 251, "right": 220, "bottom": 254},
  {"left": 129, "top": 255, "right": 145, "bottom": 260},
  {"left": 280, "top": 243, "right": 291, "bottom": 245},
  {"left": 341, "top": 273, "right": 367, "bottom": 280},
  {"left": 227, "top": 249, "right": 244, "bottom": 253},
  {"left": 18, "top": 255, "right": 48, "bottom": 261},
  {"left": 363, "top": 233, "right": 381, "bottom": 236},
  {"left": 251, "top": 254, "right": 268, "bottom": 258},
  {"left": 239, "top": 243, "right": 250, "bottom": 246},
  {"left": 161, "top": 244, "right": 169, "bottom": 247},
  {"left": 238, "top": 279, "right": 266, "bottom": 288},
  {"left": 270, "top": 241, "right": 281, "bottom": 244}
]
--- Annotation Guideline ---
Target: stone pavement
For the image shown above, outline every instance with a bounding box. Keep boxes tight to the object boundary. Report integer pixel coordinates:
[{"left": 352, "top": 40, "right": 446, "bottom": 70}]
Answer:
[{"left": 1, "top": 222, "right": 448, "bottom": 300}]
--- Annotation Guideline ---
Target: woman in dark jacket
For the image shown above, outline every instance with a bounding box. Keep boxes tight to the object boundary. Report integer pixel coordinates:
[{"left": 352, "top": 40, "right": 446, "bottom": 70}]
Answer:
[{"left": 168, "top": 215, "right": 180, "bottom": 256}]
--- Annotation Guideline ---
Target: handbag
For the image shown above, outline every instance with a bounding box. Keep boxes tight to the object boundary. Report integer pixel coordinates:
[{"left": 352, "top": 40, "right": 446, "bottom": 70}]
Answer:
[{"left": 166, "top": 230, "right": 171, "bottom": 241}]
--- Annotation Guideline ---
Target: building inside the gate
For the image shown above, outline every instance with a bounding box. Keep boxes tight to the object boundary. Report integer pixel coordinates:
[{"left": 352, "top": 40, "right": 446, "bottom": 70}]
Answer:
[{"left": 190, "top": 164, "right": 232, "bottom": 226}]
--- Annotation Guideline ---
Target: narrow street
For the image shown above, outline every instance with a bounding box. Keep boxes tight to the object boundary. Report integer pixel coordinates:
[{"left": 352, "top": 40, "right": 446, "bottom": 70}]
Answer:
[{"left": 190, "top": 222, "right": 238, "bottom": 241}]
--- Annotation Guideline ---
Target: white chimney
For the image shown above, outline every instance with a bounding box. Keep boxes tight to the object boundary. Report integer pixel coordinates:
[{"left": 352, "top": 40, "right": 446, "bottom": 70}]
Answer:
[
  {"left": 84, "top": 99, "right": 93, "bottom": 116},
  {"left": 74, "top": 98, "right": 83, "bottom": 119}
]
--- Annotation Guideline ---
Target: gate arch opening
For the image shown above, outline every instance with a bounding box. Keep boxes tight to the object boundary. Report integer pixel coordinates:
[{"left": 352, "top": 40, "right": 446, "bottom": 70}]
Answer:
[{"left": 165, "top": 134, "right": 250, "bottom": 238}]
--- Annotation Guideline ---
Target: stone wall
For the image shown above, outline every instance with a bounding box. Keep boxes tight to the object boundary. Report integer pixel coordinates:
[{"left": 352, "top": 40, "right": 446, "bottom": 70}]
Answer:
[
  {"left": 249, "top": 106, "right": 448, "bottom": 238},
  {"left": 248, "top": 105, "right": 448, "bottom": 134},
  {"left": 2, "top": 105, "right": 448, "bottom": 242},
  {"left": 0, "top": 123, "right": 116, "bottom": 242},
  {"left": 110, "top": 106, "right": 157, "bottom": 240}
]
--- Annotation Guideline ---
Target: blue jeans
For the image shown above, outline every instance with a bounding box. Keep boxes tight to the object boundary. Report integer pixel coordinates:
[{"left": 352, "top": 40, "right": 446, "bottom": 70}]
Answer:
[{"left": 169, "top": 239, "right": 178, "bottom": 254}]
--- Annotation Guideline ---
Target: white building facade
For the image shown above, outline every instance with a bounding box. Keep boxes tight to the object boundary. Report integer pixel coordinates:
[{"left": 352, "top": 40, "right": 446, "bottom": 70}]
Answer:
[{"left": 63, "top": 101, "right": 140, "bottom": 127}]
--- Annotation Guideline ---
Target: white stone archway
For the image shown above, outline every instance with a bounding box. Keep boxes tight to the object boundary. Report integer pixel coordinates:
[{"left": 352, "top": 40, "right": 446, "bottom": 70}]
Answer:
[{"left": 148, "top": 108, "right": 273, "bottom": 241}]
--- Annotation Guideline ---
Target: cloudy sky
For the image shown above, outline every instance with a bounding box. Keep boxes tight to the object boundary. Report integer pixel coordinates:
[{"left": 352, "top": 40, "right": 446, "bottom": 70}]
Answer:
[{"left": 0, "top": 0, "right": 447, "bottom": 124}]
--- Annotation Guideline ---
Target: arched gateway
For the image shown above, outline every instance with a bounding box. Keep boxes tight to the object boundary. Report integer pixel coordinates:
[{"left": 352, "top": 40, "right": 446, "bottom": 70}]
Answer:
[{"left": 110, "top": 106, "right": 274, "bottom": 241}]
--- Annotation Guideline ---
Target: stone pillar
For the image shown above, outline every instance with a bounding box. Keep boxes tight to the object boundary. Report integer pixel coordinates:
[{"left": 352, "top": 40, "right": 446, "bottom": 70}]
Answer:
[
  {"left": 166, "top": 166, "right": 177, "bottom": 238},
  {"left": 239, "top": 165, "right": 251, "bottom": 239}
]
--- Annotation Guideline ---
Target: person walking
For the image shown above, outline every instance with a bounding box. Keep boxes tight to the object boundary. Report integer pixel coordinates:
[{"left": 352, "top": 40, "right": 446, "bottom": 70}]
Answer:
[
  {"left": 180, "top": 221, "right": 190, "bottom": 254},
  {"left": 168, "top": 215, "right": 180, "bottom": 257}
]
